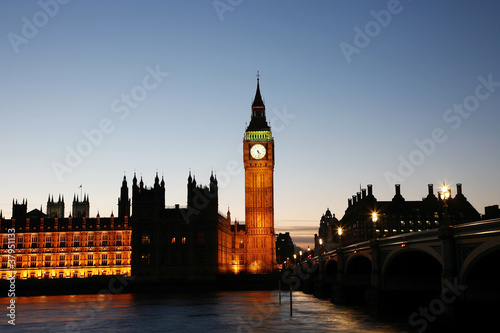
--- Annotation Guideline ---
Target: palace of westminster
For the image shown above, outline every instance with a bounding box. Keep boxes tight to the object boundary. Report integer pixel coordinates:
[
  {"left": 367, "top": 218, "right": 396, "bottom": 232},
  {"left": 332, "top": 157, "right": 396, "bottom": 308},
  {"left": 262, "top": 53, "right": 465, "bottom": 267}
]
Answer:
[
  {"left": 0, "top": 77, "right": 277, "bottom": 281},
  {"left": 0, "top": 78, "right": 493, "bottom": 281}
]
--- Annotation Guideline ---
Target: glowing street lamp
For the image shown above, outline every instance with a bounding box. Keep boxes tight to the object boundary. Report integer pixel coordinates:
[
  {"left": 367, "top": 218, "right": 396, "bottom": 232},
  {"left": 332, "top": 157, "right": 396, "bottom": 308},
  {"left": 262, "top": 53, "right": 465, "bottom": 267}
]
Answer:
[
  {"left": 372, "top": 212, "right": 378, "bottom": 239},
  {"left": 440, "top": 183, "right": 450, "bottom": 202},
  {"left": 337, "top": 227, "right": 343, "bottom": 247},
  {"left": 440, "top": 183, "right": 451, "bottom": 226}
]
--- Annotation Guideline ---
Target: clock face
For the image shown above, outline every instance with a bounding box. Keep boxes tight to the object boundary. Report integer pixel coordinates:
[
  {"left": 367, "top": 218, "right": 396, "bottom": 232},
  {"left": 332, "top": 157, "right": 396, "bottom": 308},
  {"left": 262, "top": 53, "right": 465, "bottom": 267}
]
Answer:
[{"left": 250, "top": 144, "right": 266, "bottom": 159}]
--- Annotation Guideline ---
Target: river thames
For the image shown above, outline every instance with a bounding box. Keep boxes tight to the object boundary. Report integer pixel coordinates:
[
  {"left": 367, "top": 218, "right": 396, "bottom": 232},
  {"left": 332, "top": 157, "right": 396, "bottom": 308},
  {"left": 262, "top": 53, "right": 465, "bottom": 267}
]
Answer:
[{"left": 2, "top": 290, "right": 418, "bottom": 332}]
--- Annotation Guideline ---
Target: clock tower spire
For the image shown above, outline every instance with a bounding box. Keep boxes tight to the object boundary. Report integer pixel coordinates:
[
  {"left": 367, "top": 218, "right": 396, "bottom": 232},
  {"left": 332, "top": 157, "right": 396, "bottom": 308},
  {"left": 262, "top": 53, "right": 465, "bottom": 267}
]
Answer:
[
  {"left": 243, "top": 74, "right": 276, "bottom": 273},
  {"left": 247, "top": 72, "right": 270, "bottom": 132}
]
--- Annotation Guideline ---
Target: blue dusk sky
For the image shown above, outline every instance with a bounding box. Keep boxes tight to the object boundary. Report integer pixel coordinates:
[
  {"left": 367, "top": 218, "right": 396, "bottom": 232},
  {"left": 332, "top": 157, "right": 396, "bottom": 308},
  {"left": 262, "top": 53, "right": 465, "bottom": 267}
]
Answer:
[{"left": 1, "top": 0, "right": 500, "bottom": 248}]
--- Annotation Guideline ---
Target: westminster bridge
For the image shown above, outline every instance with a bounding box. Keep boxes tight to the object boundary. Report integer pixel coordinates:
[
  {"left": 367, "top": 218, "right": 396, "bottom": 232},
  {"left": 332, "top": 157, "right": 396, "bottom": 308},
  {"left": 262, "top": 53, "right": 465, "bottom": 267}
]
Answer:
[{"left": 290, "top": 218, "right": 500, "bottom": 325}]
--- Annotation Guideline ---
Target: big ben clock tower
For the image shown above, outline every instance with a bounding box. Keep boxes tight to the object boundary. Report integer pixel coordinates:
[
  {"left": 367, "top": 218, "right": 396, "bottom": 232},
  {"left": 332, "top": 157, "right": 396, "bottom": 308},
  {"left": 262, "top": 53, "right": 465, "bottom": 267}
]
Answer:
[{"left": 244, "top": 73, "right": 276, "bottom": 273}]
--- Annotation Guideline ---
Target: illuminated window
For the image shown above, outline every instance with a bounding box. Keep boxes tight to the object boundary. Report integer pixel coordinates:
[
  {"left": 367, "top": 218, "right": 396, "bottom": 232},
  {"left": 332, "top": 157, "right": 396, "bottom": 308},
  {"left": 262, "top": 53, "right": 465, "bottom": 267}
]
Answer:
[
  {"left": 88, "top": 254, "right": 94, "bottom": 266},
  {"left": 102, "top": 234, "right": 108, "bottom": 246},
  {"left": 239, "top": 239, "right": 244, "bottom": 249},
  {"left": 102, "top": 254, "right": 108, "bottom": 266},
  {"left": 44, "top": 255, "right": 50, "bottom": 267},
  {"left": 45, "top": 235, "right": 52, "bottom": 248},
  {"left": 181, "top": 237, "right": 186, "bottom": 244},
  {"left": 30, "top": 255, "right": 36, "bottom": 268},
  {"left": 142, "top": 233, "right": 150, "bottom": 245},
  {"left": 1, "top": 256, "right": 7, "bottom": 268},
  {"left": 171, "top": 237, "right": 176, "bottom": 244},
  {"left": 117, "top": 234, "right": 122, "bottom": 246},
  {"left": 16, "top": 235, "right": 23, "bottom": 249},
  {"left": 60, "top": 234, "right": 66, "bottom": 247},
  {"left": 88, "top": 234, "right": 94, "bottom": 247},
  {"left": 31, "top": 235, "right": 38, "bottom": 248},
  {"left": 116, "top": 253, "right": 122, "bottom": 265},
  {"left": 59, "top": 255, "right": 65, "bottom": 267},
  {"left": 74, "top": 234, "right": 80, "bottom": 247},
  {"left": 73, "top": 254, "right": 79, "bottom": 266},
  {"left": 16, "top": 256, "right": 22, "bottom": 268}
]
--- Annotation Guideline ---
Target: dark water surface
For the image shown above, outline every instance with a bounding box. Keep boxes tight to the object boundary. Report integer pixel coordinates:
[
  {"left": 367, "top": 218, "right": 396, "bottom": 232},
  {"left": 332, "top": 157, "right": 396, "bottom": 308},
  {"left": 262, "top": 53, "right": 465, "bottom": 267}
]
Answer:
[{"left": 3, "top": 291, "right": 415, "bottom": 332}]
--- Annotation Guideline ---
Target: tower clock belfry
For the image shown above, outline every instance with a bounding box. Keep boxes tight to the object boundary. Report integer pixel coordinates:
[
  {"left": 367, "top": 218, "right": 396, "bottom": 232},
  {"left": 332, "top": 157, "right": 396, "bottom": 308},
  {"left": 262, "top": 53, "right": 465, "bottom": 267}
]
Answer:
[{"left": 243, "top": 74, "right": 276, "bottom": 273}]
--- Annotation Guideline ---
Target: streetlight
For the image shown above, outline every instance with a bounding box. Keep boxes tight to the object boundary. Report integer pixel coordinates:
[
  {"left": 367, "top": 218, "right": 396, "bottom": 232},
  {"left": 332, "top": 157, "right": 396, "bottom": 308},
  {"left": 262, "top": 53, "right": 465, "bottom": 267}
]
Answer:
[
  {"left": 440, "top": 183, "right": 450, "bottom": 201},
  {"left": 440, "top": 183, "right": 451, "bottom": 226},
  {"left": 318, "top": 238, "right": 323, "bottom": 255},
  {"left": 372, "top": 212, "right": 378, "bottom": 239},
  {"left": 299, "top": 250, "right": 302, "bottom": 261},
  {"left": 337, "top": 227, "right": 343, "bottom": 247},
  {"left": 293, "top": 253, "right": 297, "bottom": 265}
]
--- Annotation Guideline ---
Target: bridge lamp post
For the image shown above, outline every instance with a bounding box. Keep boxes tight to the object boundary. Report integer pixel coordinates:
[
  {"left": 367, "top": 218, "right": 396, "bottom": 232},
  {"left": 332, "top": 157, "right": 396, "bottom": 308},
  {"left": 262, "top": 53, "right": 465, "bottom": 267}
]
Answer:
[
  {"left": 337, "top": 227, "right": 343, "bottom": 248},
  {"left": 372, "top": 212, "right": 378, "bottom": 240},
  {"left": 440, "top": 183, "right": 451, "bottom": 226},
  {"left": 319, "top": 238, "right": 323, "bottom": 255},
  {"left": 299, "top": 250, "right": 302, "bottom": 261}
]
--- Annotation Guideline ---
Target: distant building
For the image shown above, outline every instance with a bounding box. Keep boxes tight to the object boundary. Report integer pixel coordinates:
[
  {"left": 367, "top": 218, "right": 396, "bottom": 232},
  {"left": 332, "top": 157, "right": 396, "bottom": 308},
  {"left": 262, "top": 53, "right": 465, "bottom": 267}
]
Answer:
[
  {"left": 314, "top": 208, "right": 339, "bottom": 255},
  {"left": 317, "top": 183, "right": 481, "bottom": 251},
  {"left": 483, "top": 205, "right": 500, "bottom": 219},
  {"left": 276, "top": 232, "right": 295, "bottom": 265}
]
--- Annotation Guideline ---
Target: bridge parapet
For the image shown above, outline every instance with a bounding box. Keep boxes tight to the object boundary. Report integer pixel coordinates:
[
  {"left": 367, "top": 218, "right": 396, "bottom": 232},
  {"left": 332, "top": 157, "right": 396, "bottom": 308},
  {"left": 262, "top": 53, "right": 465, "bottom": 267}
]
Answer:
[{"left": 454, "top": 218, "right": 500, "bottom": 237}]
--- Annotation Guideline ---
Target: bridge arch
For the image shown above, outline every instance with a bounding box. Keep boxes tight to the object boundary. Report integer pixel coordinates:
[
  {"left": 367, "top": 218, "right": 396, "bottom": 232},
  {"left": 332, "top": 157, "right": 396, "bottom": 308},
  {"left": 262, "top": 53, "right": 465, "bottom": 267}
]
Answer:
[
  {"left": 324, "top": 258, "right": 337, "bottom": 281},
  {"left": 382, "top": 245, "right": 442, "bottom": 277},
  {"left": 461, "top": 244, "right": 500, "bottom": 302},
  {"left": 459, "top": 239, "right": 500, "bottom": 284},
  {"left": 345, "top": 254, "right": 372, "bottom": 277},
  {"left": 382, "top": 249, "right": 442, "bottom": 313},
  {"left": 383, "top": 249, "right": 441, "bottom": 290},
  {"left": 344, "top": 255, "right": 372, "bottom": 303}
]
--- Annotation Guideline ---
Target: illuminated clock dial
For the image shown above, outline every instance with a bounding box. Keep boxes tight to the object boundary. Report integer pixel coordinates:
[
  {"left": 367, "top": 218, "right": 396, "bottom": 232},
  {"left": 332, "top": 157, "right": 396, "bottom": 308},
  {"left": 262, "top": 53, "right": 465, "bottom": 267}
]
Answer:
[{"left": 250, "top": 144, "right": 266, "bottom": 159}]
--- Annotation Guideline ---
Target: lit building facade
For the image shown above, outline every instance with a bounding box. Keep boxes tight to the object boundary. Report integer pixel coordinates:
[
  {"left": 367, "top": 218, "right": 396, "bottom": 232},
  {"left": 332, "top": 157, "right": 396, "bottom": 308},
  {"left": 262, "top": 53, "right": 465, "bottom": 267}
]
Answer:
[{"left": 0, "top": 195, "right": 131, "bottom": 280}]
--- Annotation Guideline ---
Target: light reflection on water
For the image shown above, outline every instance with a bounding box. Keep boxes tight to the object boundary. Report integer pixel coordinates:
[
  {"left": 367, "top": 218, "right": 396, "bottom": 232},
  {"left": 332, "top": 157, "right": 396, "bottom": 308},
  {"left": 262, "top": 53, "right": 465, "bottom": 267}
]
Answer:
[{"left": 5, "top": 291, "right": 412, "bottom": 332}]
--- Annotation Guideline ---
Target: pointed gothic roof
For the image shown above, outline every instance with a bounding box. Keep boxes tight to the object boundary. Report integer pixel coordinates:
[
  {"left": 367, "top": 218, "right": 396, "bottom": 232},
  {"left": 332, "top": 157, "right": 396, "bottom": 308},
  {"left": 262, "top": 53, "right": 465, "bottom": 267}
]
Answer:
[
  {"left": 246, "top": 75, "right": 270, "bottom": 132},
  {"left": 252, "top": 79, "right": 265, "bottom": 108}
]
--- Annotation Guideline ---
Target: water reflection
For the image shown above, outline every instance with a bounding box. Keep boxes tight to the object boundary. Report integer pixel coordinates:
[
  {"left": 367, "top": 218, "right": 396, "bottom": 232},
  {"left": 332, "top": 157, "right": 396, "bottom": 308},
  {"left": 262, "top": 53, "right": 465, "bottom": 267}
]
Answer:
[{"left": 7, "top": 291, "right": 412, "bottom": 332}]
